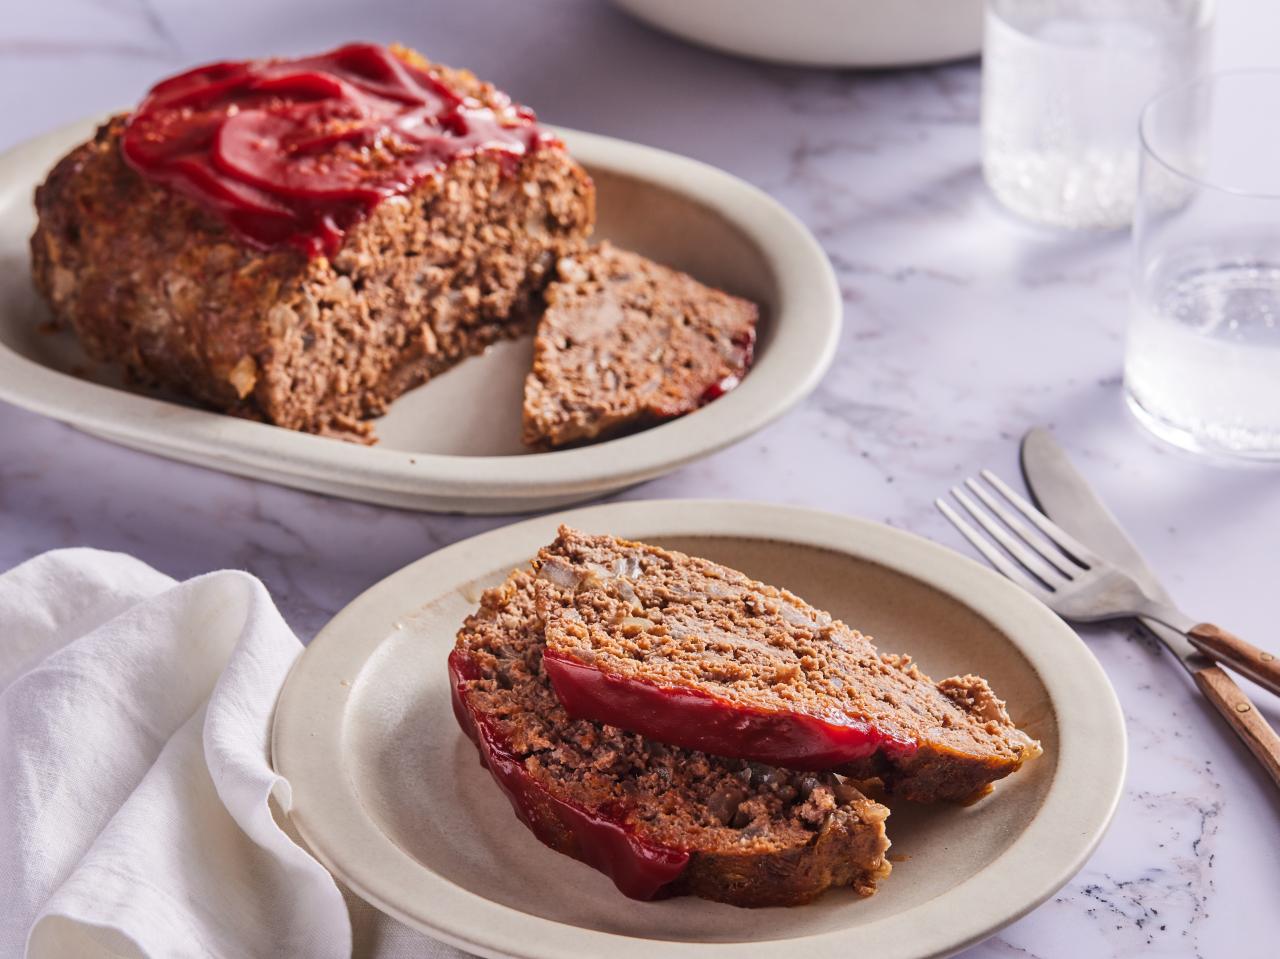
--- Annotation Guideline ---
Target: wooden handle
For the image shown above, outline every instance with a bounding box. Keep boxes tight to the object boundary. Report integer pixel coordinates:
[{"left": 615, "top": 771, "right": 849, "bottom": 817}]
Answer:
[
  {"left": 1194, "top": 664, "right": 1280, "bottom": 789},
  {"left": 1188, "top": 622, "right": 1280, "bottom": 698}
]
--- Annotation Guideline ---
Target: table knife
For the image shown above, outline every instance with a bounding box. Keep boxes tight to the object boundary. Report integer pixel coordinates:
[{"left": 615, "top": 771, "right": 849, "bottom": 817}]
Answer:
[{"left": 1020, "top": 427, "right": 1280, "bottom": 788}]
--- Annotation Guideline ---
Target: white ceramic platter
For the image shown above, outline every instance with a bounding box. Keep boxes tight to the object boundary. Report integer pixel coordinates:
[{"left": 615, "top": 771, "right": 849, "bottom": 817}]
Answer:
[
  {"left": 0, "top": 120, "right": 839, "bottom": 514},
  {"left": 613, "top": 0, "right": 984, "bottom": 69},
  {"left": 272, "top": 499, "right": 1126, "bottom": 959}
]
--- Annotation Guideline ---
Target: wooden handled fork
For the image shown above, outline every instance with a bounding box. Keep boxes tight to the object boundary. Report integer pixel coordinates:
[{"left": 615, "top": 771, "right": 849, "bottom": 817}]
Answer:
[{"left": 938, "top": 469, "right": 1280, "bottom": 789}]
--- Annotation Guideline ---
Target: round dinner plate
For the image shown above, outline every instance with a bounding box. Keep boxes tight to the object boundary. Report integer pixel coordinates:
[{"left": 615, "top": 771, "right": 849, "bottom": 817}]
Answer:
[
  {"left": 0, "top": 119, "right": 839, "bottom": 514},
  {"left": 272, "top": 499, "right": 1126, "bottom": 959}
]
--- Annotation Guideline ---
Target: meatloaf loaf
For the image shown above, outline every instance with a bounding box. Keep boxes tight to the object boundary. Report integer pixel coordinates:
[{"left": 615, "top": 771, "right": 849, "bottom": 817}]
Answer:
[
  {"left": 30, "top": 43, "right": 595, "bottom": 440},
  {"left": 449, "top": 566, "right": 892, "bottom": 907},
  {"left": 522, "top": 243, "right": 757, "bottom": 449},
  {"left": 536, "top": 527, "right": 1042, "bottom": 804}
]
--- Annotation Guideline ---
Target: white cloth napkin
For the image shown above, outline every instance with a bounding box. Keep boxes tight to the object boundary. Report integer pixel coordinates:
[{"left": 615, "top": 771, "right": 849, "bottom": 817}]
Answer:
[{"left": 0, "top": 548, "right": 466, "bottom": 959}]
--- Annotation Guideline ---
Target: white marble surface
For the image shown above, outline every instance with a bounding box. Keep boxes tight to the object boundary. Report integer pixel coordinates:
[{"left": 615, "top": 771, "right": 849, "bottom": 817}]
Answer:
[{"left": 3, "top": 1, "right": 1279, "bottom": 955}]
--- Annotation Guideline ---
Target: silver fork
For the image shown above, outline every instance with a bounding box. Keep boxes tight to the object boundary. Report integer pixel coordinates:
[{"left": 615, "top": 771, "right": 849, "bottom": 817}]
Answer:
[{"left": 935, "top": 469, "right": 1280, "bottom": 699}]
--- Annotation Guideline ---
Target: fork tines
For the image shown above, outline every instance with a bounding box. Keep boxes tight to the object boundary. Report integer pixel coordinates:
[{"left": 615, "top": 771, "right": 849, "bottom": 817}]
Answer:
[{"left": 935, "top": 470, "right": 1100, "bottom": 598}]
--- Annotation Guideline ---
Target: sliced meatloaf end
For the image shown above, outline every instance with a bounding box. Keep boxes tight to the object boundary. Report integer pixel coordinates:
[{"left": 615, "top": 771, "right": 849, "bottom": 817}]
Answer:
[
  {"left": 449, "top": 567, "right": 891, "bottom": 907},
  {"left": 521, "top": 243, "right": 757, "bottom": 449},
  {"left": 535, "top": 527, "right": 1043, "bottom": 804}
]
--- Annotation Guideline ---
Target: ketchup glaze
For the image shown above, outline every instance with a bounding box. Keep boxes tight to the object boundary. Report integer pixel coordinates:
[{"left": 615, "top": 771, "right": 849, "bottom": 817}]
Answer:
[
  {"left": 698, "top": 328, "right": 756, "bottom": 405},
  {"left": 122, "top": 43, "right": 550, "bottom": 257},
  {"left": 447, "top": 649, "right": 690, "bottom": 901},
  {"left": 542, "top": 649, "right": 919, "bottom": 771}
]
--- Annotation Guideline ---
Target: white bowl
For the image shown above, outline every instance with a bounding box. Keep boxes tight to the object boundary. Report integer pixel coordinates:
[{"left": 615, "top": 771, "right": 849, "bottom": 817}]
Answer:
[{"left": 613, "top": 0, "right": 984, "bottom": 68}]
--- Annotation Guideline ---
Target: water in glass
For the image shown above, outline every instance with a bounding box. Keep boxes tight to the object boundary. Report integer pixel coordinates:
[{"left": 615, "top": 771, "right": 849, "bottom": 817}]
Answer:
[
  {"left": 1127, "top": 252, "right": 1280, "bottom": 457},
  {"left": 983, "top": 1, "right": 1211, "bottom": 229},
  {"left": 1125, "top": 70, "right": 1280, "bottom": 459}
]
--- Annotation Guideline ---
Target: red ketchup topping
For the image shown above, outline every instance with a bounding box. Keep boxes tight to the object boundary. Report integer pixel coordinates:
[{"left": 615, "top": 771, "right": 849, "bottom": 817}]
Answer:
[
  {"left": 121, "top": 43, "right": 550, "bottom": 257},
  {"left": 543, "top": 650, "right": 919, "bottom": 770},
  {"left": 447, "top": 649, "right": 690, "bottom": 901},
  {"left": 699, "top": 328, "right": 756, "bottom": 405}
]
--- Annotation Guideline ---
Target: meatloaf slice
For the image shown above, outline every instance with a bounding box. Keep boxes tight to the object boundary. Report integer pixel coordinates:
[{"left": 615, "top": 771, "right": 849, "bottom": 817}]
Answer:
[
  {"left": 521, "top": 243, "right": 757, "bottom": 449},
  {"left": 536, "top": 527, "right": 1042, "bottom": 804},
  {"left": 449, "top": 567, "right": 891, "bottom": 907},
  {"left": 30, "top": 45, "right": 595, "bottom": 440}
]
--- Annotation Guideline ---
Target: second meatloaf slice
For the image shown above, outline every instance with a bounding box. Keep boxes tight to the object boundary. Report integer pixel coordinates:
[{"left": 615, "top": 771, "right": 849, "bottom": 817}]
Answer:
[
  {"left": 521, "top": 243, "right": 757, "bottom": 448},
  {"left": 450, "top": 567, "right": 891, "bottom": 907},
  {"left": 536, "top": 527, "right": 1042, "bottom": 803}
]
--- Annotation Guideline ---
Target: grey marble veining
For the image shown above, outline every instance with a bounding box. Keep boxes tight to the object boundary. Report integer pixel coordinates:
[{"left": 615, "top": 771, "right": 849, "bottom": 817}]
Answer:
[{"left": 2, "top": 1, "right": 1279, "bottom": 955}]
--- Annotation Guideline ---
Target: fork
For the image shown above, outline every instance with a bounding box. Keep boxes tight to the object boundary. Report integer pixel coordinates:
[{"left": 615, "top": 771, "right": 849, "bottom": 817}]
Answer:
[
  {"left": 937, "top": 471, "right": 1280, "bottom": 788},
  {"left": 936, "top": 469, "right": 1280, "bottom": 700},
  {"left": 936, "top": 470, "right": 1280, "bottom": 789}
]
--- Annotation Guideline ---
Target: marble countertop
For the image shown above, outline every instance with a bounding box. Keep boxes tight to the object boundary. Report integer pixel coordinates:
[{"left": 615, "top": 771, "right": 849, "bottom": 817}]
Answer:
[{"left": 3, "top": 1, "right": 1278, "bottom": 955}]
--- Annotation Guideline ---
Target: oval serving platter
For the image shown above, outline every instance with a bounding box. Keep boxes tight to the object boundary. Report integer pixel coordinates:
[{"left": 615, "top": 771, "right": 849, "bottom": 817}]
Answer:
[
  {"left": 0, "top": 119, "right": 839, "bottom": 514},
  {"left": 272, "top": 499, "right": 1126, "bottom": 959}
]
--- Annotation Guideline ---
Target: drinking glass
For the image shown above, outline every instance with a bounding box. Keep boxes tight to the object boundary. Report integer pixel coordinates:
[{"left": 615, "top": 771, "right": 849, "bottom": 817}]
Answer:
[
  {"left": 982, "top": 0, "right": 1213, "bottom": 229},
  {"left": 1125, "top": 71, "right": 1280, "bottom": 459}
]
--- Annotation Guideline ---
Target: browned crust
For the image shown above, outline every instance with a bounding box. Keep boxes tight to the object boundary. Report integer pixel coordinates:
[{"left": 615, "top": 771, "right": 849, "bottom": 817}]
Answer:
[
  {"left": 671, "top": 809, "right": 891, "bottom": 904},
  {"left": 522, "top": 243, "right": 758, "bottom": 449},
  {"left": 453, "top": 567, "right": 892, "bottom": 908},
  {"left": 29, "top": 52, "right": 595, "bottom": 440}
]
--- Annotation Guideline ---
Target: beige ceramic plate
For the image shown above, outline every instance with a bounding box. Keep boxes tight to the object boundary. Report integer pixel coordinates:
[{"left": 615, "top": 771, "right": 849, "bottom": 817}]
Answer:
[
  {"left": 272, "top": 499, "right": 1125, "bottom": 959},
  {"left": 0, "top": 119, "right": 839, "bottom": 513}
]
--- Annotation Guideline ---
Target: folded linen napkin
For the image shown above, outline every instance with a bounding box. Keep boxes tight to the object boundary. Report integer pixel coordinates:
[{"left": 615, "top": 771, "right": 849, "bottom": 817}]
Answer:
[{"left": 0, "top": 548, "right": 465, "bottom": 959}]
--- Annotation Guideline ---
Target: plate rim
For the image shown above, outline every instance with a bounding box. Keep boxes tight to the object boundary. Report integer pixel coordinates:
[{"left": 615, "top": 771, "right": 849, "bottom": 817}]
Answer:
[
  {"left": 272, "top": 498, "right": 1127, "bottom": 959},
  {"left": 0, "top": 119, "right": 840, "bottom": 507}
]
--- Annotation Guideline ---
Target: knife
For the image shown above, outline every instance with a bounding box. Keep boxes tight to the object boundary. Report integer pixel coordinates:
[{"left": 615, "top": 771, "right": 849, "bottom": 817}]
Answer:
[{"left": 1020, "top": 427, "right": 1280, "bottom": 788}]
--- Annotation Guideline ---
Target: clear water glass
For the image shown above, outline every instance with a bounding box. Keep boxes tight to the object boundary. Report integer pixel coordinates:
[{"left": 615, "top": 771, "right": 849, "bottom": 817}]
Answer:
[
  {"left": 982, "top": 0, "right": 1212, "bottom": 229},
  {"left": 1125, "top": 71, "right": 1280, "bottom": 459}
]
